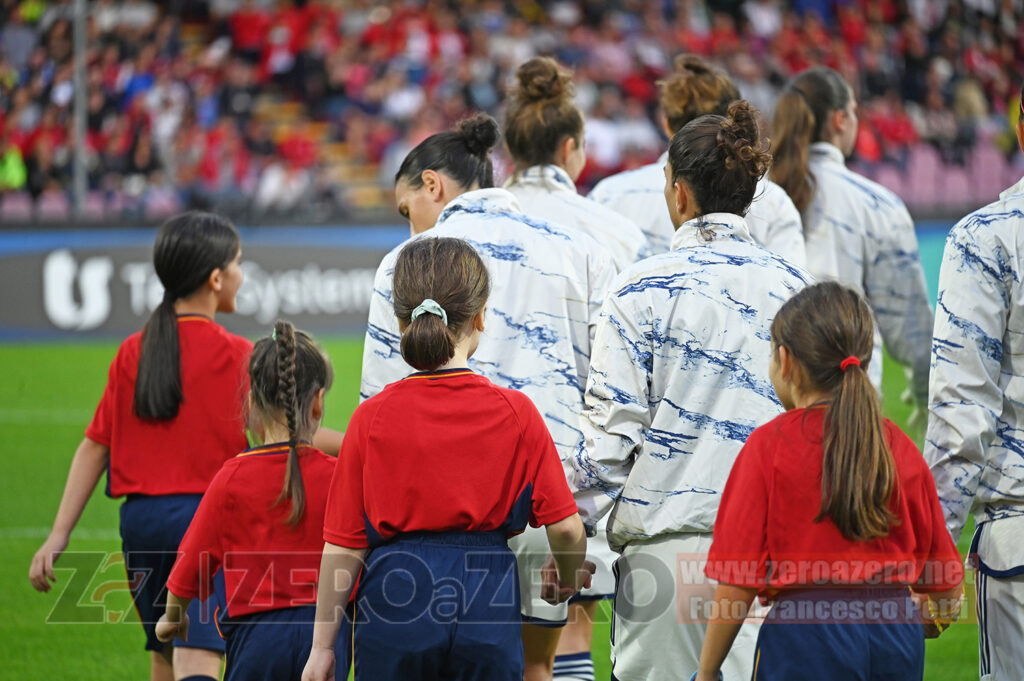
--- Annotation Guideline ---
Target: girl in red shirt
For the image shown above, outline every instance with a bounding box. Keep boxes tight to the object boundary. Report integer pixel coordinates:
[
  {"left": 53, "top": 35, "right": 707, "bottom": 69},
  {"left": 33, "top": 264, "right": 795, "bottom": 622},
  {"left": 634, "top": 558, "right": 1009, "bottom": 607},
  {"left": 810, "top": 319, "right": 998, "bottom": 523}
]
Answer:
[
  {"left": 29, "top": 211, "right": 249, "bottom": 681},
  {"left": 156, "top": 321, "right": 346, "bottom": 681},
  {"left": 302, "top": 237, "right": 594, "bottom": 681},
  {"left": 694, "top": 282, "right": 964, "bottom": 681}
]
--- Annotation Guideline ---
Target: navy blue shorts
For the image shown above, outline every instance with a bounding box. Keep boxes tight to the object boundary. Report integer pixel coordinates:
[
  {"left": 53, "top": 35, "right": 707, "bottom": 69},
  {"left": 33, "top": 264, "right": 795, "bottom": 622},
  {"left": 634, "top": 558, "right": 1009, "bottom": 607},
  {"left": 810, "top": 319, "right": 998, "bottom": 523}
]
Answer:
[
  {"left": 119, "top": 494, "right": 226, "bottom": 653},
  {"left": 352, "top": 531, "right": 522, "bottom": 681},
  {"left": 218, "top": 605, "right": 352, "bottom": 681},
  {"left": 752, "top": 588, "right": 924, "bottom": 680}
]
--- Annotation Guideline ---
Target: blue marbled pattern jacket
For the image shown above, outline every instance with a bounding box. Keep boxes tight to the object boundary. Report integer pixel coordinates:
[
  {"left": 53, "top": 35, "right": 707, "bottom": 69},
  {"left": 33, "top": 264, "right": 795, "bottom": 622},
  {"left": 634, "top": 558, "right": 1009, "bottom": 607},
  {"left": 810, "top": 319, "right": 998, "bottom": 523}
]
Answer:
[
  {"left": 926, "top": 175, "right": 1024, "bottom": 542},
  {"left": 570, "top": 212, "right": 812, "bottom": 551},
  {"left": 360, "top": 187, "right": 618, "bottom": 463}
]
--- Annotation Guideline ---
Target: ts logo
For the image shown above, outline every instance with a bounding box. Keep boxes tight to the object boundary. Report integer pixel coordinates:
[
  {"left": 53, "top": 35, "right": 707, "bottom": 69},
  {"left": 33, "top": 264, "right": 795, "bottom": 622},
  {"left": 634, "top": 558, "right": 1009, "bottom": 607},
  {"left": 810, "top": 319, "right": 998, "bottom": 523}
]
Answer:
[{"left": 43, "top": 249, "right": 114, "bottom": 331}]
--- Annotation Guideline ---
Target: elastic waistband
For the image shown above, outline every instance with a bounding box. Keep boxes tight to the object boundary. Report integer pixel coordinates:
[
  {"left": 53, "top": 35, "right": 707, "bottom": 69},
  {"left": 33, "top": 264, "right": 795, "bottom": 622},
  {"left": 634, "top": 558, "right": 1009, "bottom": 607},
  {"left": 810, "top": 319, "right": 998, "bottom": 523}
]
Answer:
[
  {"left": 383, "top": 530, "right": 507, "bottom": 548},
  {"left": 124, "top": 493, "right": 203, "bottom": 504}
]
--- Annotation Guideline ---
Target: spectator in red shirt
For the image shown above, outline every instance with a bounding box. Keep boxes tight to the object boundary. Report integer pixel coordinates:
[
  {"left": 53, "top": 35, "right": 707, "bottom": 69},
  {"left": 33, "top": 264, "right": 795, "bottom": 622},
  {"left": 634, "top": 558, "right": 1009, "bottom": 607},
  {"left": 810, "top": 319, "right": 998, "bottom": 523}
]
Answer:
[
  {"left": 157, "top": 321, "right": 350, "bottom": 681},
  {"left": 691, "top": 282, "right": 964, "bottom": 681}
]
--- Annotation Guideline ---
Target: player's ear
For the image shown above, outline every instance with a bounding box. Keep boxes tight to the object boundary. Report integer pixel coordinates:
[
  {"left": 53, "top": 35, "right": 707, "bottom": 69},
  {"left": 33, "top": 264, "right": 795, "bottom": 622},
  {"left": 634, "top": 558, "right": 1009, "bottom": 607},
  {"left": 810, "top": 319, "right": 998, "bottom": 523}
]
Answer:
[
  {"left": 421, "top": 169, "right": 443, "bottom": 202},
  {"left": 473, "top": 307, "right": 486, "bottom": 333}
]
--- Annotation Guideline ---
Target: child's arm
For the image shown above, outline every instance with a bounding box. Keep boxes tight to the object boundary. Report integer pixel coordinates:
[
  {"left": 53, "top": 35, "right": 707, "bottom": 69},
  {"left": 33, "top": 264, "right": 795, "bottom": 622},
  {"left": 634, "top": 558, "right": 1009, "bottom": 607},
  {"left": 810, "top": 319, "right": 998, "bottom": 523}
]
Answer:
[
  {"left": 302, "top": 542, "right": 367, "bottom": 681},
  {"left": 693, "top": 583, "right": 758, "bottom": 681},
  {"left": 29, "top": 437, "right": 110, "bottom": 592},
  {"left": 155, "top": 592, "right": 192, "bottom": 642},
  {"left": 914, "top": 583, "right": 965, "bottom": 638},
  {"left": 539, "top": 513, "right": 594, "bottom": 603}
]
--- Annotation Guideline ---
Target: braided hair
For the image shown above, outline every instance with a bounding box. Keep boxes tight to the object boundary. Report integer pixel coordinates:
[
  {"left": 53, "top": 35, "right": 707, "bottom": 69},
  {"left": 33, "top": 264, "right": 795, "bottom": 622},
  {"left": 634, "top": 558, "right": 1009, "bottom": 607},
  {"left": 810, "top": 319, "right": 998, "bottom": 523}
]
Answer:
[{"left": 247, "top": 321, "right": 333, "bottom": 525}]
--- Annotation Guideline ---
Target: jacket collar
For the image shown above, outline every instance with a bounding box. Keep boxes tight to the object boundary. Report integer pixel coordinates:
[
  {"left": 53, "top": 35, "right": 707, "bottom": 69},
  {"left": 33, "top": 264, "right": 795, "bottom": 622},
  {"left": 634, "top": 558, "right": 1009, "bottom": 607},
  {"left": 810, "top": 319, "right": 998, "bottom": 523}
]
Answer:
[
  {"left": 504, "top": 164, "right": 577, "bottom": 193},
  {"left": 670, "top": 212, "right": 753, "bottom": 251},
  {"left": 1000, "top": 175, "right": 1024, "bottom": 201},
  {"left": 437, "top": 188, "right": 523, "bottom": 225},
  {"left": 809, "top": 141, "right": 846, "bottom": 166}
]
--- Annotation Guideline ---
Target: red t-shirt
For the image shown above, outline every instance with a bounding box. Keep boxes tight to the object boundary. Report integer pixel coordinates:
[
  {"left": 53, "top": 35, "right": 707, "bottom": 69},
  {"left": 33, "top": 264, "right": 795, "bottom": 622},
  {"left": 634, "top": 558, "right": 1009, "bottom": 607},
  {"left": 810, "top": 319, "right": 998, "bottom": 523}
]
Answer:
[
  {"left": 167, "top": 444, "right": 336, "bottom": 618},
  {"left": 323, "top": 369, "right": 579, "bottom": 548},
  {"left": 85, "top": 315, "right": 252, "bottom": 497},
  {"left": 705, "top": 408, "right": 963, "bottom": 599}
]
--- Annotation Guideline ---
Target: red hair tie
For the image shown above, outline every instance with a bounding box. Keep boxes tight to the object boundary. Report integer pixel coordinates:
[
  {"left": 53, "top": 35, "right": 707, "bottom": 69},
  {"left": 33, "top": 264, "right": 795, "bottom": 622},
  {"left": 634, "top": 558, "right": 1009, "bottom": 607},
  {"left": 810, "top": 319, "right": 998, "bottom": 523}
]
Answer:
[{"left": 840, "top": 356, "right": 861, "bottom": 372}]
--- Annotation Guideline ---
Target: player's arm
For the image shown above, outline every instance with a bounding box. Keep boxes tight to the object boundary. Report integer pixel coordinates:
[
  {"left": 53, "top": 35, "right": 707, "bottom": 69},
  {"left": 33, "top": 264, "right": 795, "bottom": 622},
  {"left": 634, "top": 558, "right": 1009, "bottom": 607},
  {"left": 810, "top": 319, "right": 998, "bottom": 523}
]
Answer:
[
  {"left": 693, "top": 583, "right": 758, "bottom": 681},
  {"left": 570, "top": 287, "right": 652, "bottom": 532},
  {"left": 359, "top": 255, "right": 408, "bottom": 401},
  {"left": 925, "top": 222, "right": 1008, "bottom": 542},
  {"left": 29, "top": 436, "right": 110, "bottom": 592},
  {"left": 863, "top": 203, "right": 933, "bottom": 408},
  {"left": 312, "top": 427, "right": 344, "bottom": 456},
  {"left": 763, "top": 185, "right": 806, "bottom": 269},
  {"left": 302, "top": 543, "right": 367, "bottom": 681}
]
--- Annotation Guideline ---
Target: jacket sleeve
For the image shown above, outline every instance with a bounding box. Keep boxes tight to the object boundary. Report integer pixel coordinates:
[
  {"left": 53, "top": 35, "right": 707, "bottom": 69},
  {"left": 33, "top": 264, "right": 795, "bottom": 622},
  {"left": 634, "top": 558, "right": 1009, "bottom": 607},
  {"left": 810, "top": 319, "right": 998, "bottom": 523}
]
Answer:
[
  {"left": 925, "top": 221, "right": 1009, "bottom": 542},
  {"left": 864, "top": 201, "right": 934, "bottom": 407},
  {"left": 570, "top": 285, "right": 652, "bottom": 533},
  {"left": 359, "top": 252, "right": 408, "bottom": 401}
]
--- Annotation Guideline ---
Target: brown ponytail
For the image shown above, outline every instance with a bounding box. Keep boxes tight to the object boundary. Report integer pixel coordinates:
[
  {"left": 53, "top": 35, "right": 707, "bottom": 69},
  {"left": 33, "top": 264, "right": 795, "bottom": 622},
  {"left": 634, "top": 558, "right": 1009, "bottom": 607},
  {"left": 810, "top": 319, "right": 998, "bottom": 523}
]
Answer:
[
  {"left": 658, "top": 54, "right": 741, "bottom": 134},
  {"left": 770, "top": 67, "right": 851, "bottom": 213},
  {"left": 392, "top": 237, "right": 490, "bottom": 372},
  {"left": 771, "top": 282, "right": 898, "bottom": 542},
  {"left": 667, "top": 100, "right": 771, "bottom": 217},
  {"left": 247, "top": 321, "right": 333, "bottom": 526},
  {"left": 503, "top": 57, "right": 583, "bottom": 170}
]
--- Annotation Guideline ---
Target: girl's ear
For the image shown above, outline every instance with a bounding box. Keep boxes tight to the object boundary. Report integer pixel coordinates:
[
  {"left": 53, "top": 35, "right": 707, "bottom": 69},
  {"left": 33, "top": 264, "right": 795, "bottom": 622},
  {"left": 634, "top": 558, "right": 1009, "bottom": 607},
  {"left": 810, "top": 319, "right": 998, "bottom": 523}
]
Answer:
[
  {"left": 311, "top": 388, "right": 325, "bottom": 422},
  {"left": 777, "top": 344, "right": 795, "bottom": 381},
  {"left": 207, "top": 266, "right": 224, "bottom": 293},
  {"left": 473, "top": 307, "right": 486, "bottom": 332}
]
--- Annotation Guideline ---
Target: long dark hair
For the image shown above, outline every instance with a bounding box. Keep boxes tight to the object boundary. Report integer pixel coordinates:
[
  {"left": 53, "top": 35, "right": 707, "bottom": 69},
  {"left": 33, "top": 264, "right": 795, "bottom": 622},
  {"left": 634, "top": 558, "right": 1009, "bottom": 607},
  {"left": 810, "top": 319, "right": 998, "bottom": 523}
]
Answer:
[
  {"left": 667, "top": 100, "right": 771, "bottom": 220},
  {"left": 134, "top": 211, "right": 239, "bottom": 420},
  {"left": 248, "top": 321, "right": 333, "bottom": 526},
  {"left": 395, "top": 113, "right": 499, "bottom": 190},
  {"left": 771, "top": 282, "right": 898, "bottom": 542},
  {"left": 770, "top": 67, "right": 850, "bottom": 212},
  {"left": 392, "top": 238, "right": 490, "bottom": 371}
]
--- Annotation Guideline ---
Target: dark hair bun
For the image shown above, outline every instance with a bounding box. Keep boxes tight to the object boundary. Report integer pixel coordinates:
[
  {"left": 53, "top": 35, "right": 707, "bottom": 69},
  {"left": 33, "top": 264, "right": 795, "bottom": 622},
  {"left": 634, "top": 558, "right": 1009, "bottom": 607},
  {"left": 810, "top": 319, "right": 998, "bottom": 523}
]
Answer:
[
  {"left": 717, "top": 100, "right": 770, "bottom": 178},
  {"left": 456, "top": 113, "right": 500, "bottom": 156},
  {"left": 514, "top": 57, "right": 573, "bottom": 103}
]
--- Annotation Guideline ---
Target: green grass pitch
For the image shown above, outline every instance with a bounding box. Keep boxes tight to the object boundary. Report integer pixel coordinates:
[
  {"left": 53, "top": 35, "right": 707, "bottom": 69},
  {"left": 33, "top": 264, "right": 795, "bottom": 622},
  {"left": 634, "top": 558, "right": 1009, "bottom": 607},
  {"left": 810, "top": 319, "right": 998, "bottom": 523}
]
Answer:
[{"left": 0, "top": 340, "right": 977, "bottom": 679}]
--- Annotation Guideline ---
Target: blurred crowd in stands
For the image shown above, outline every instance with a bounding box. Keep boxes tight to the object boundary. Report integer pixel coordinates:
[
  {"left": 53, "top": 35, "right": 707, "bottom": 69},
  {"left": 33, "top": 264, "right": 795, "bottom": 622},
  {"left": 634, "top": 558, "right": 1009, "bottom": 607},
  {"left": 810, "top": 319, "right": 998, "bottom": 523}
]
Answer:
[{"left": 0, "top": 0, "right": 1022, "bottom": 223}]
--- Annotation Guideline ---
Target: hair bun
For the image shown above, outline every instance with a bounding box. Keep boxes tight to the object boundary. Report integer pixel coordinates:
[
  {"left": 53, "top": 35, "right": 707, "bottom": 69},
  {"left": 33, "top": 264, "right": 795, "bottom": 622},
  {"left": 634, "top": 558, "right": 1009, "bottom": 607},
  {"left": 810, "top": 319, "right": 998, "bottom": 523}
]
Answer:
[
  {"left": 674, "top": 54, "right": 713, "bottom": 76},
  {"left": 456, "top": 113, "right": 500, "bottom": 156},
  {"left": 514, "top": 57, "right": 573, "bottom": 103},
  {"left": 717, "top": 100, "right": 770, "bottom": 178}
]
